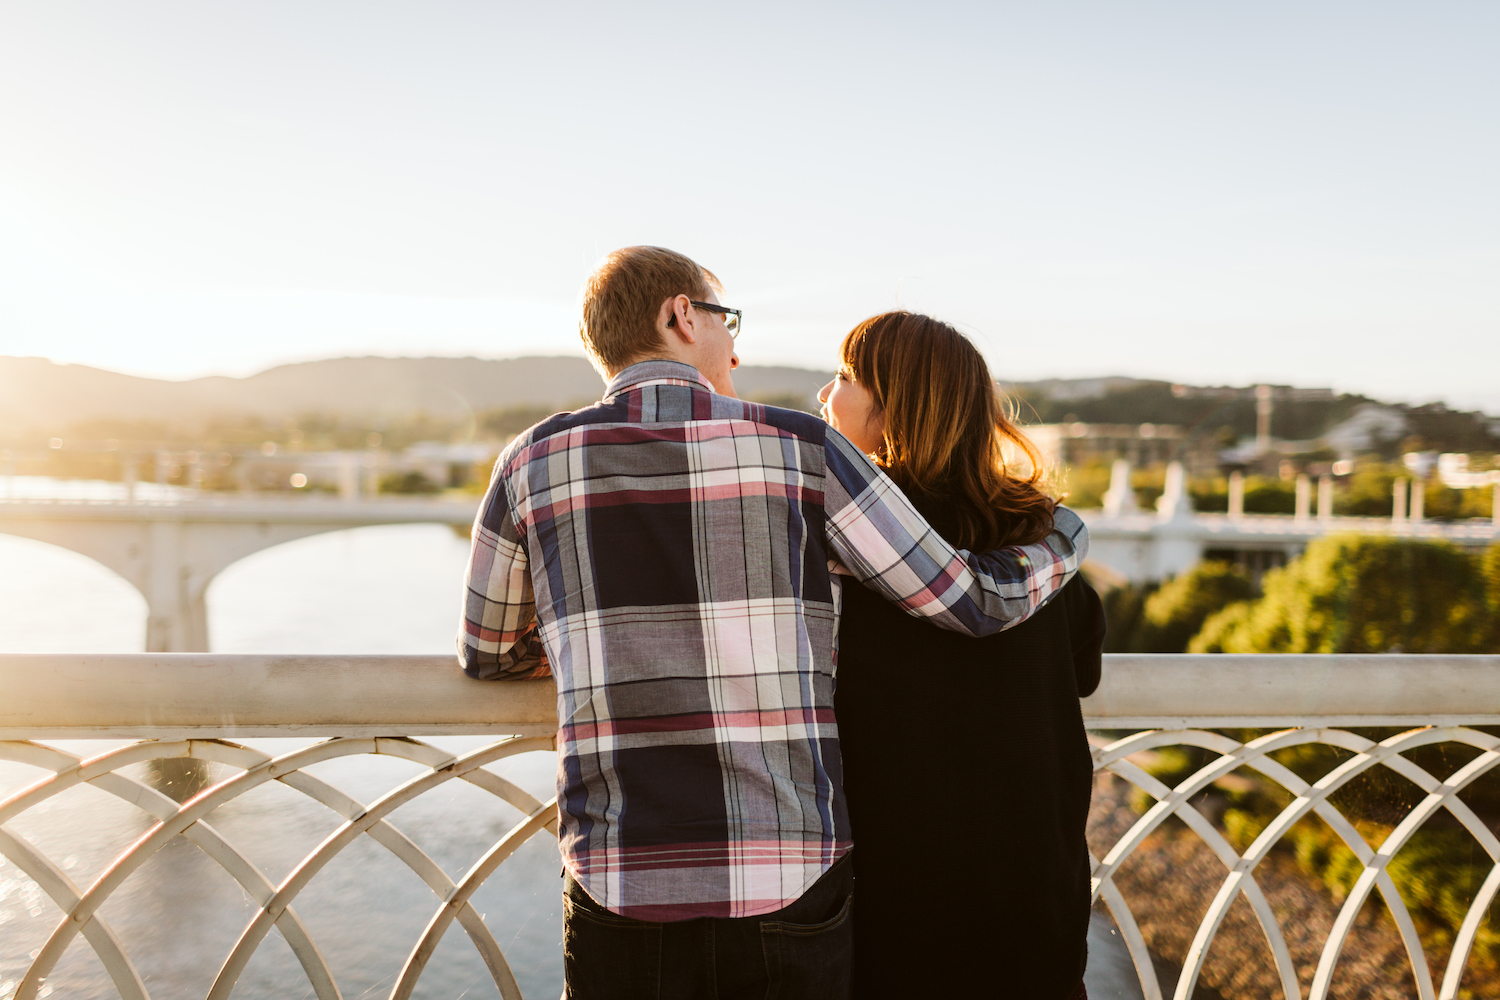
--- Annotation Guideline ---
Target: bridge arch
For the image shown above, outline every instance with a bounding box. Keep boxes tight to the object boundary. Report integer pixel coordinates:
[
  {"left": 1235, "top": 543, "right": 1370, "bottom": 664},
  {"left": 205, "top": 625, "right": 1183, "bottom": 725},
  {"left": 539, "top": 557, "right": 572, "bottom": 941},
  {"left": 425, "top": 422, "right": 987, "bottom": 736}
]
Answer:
[
  {"left": 0, "top": 500, "right": 479, "bottom": 652},
  {"left": 205, "top": 523, "right": 472, "bottom": 653},
  {"left": 0, "top": 534, "right": 147, "bottom": 651}
]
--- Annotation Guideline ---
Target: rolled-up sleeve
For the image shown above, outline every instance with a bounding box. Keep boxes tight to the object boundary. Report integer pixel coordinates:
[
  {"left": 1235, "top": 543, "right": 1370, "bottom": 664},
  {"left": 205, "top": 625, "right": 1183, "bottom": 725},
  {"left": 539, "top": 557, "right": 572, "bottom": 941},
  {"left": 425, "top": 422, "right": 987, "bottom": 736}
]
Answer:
[{"left": 821, "top": 428, "right": 1088, "bottom": 637}]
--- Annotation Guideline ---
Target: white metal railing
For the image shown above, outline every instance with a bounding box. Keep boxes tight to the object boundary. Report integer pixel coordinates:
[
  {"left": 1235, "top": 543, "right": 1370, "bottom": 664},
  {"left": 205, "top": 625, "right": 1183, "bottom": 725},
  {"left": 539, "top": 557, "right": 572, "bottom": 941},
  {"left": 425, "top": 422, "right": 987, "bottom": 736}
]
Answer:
[
  {"left": 1087, "top": 654, "right": 1500, "bottom": 1000},
  {"left": 3, "top": 654, "right": 1500, "bottom": 1000}
]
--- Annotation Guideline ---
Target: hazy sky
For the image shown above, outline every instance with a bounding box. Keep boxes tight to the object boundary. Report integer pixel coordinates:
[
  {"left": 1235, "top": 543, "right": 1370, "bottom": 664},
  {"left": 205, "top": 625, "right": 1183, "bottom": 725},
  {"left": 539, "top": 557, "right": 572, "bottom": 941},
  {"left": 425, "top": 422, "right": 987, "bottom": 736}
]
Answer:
[{"left": 2, "top": 2, "right": 1496, "bottom": 409}]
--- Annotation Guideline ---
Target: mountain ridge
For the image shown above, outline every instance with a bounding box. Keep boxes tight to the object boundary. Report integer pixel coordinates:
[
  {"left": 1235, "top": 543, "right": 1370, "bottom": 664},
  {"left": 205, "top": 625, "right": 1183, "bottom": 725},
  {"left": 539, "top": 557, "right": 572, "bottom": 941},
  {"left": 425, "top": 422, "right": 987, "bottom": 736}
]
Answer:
[
  {"left": 0, "top": 355, "right": 834, "bottom": 433},
  {"left": 3, "top": 355, "right": 1494, "bottom": 455}
]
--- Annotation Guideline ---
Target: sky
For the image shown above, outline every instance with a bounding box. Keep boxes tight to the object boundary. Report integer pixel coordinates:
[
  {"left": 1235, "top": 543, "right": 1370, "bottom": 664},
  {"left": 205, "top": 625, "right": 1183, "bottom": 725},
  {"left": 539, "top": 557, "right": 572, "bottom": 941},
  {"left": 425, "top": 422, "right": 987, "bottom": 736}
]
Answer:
[{"left": 1, "top": 2, "right": 1497, "bottom": 410}]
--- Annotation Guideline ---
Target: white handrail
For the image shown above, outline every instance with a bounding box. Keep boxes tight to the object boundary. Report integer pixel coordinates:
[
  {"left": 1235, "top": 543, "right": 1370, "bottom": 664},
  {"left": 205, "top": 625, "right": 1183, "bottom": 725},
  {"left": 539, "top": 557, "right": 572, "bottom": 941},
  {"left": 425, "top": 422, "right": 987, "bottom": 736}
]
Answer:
[
  {"left": 1082, "top": 653, "right": 1500, "bottom": 727},
  {"left": 0, "top": 653, "right": 557, "bottom": 738},
  {"left": 3, "top": 653, "right": 1497, "bottom": 739},
  {"left": 8, "top": 652, "right": 1500, "bottom": 999}
]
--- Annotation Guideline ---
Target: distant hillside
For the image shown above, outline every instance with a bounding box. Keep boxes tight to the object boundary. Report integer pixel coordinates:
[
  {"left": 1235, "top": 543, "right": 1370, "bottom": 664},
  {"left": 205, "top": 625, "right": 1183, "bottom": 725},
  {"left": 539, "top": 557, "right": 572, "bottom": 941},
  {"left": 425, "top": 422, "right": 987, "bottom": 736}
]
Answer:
[
  {"left": 1002, "top": 377, "right": 1500, "bottom": 457},
  {"left": 4, "top": 357, "right": 1494, "bottom": 457},
  {"left": 0, "top": 356, "right": 834, "bottom": 435}
]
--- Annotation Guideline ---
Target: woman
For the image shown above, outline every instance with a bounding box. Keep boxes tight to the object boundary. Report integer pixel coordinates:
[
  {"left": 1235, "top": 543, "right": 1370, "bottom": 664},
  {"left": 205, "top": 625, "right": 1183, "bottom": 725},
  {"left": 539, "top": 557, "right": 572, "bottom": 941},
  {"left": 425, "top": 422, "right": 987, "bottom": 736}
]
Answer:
[{"left": 818, "top": 312, "right": 1104, "bottom": 999}]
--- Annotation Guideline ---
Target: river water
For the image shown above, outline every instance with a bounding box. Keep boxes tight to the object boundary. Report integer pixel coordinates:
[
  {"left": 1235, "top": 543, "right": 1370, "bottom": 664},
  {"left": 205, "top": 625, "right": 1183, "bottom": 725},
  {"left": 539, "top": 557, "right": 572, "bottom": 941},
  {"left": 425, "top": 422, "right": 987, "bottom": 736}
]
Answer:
[{"left": 0, "top": 480, "right": 1141, "bottom": 999}]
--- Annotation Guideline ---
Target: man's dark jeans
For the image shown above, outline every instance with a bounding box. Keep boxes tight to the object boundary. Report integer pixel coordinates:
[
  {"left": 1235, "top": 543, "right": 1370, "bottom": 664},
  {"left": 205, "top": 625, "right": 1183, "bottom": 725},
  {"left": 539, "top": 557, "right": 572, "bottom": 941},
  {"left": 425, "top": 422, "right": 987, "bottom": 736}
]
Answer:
[{"left": 562, "top": 853, "right": 854, "bottom": 1000}]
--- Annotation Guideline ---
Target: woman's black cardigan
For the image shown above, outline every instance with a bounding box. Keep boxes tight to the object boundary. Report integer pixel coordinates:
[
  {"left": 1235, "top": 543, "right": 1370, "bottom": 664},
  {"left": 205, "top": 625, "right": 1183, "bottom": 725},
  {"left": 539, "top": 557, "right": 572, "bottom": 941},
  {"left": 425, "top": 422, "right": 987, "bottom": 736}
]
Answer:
[{"left": 835, "top": 555, "right": 1105, "bottom": 999}]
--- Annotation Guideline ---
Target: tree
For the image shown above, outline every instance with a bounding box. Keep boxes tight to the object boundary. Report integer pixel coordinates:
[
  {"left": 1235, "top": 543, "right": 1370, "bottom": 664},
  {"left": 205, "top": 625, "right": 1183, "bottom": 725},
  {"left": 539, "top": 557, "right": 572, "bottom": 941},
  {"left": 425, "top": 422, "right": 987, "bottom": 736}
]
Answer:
[
  {"left": 1135, "top": 561, "right": 1256, "bottom": 652},
  {"left": 1097, "top": 578, "right": 1155, "bottom": 653},
  {"left": 1189, "top": 535, "right": 1493, "bottom": 653},
  {"left": 1336, "top": 462, "right": 1400, "bottom": 516},
  {"left": 378, "top": 470, "right": 441, "bottom": 495},
  {"left": 1485, "top": 543, "right": 1500, "bottom": 646}
]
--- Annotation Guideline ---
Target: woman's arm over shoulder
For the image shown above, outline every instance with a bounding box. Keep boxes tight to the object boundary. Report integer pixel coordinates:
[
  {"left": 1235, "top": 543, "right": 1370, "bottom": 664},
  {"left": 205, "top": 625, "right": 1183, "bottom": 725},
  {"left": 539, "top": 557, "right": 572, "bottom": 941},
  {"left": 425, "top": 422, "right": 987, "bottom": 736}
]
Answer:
[{"left": 821, "top": 429, "right": 1090, "bottom": 636}]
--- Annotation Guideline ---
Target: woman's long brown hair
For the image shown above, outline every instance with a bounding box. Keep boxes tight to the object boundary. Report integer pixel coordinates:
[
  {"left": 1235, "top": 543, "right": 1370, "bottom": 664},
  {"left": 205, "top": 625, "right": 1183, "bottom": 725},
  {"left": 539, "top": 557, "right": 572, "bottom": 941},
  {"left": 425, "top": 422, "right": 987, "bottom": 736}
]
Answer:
[{"left": 839, "top": 311, "right": 1055, "bottom": 549}]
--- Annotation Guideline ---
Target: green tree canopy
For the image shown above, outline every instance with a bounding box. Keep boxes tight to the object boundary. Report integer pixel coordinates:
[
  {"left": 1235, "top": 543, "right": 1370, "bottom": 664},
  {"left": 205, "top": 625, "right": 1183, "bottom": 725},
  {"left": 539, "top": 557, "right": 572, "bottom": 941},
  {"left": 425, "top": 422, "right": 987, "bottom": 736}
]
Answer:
[
  {"left": 1485, "top": 543, "right": 1500, "bottom": 646},
  {"left": 1135, "top": 561, "right": 1256, "bottom": 653},
  {"left": 1483, "top": 543, "right": 1500, "bottom": 609},
  {"left": 1190, "top": 535, "right": 1494, "bottom": 653}
]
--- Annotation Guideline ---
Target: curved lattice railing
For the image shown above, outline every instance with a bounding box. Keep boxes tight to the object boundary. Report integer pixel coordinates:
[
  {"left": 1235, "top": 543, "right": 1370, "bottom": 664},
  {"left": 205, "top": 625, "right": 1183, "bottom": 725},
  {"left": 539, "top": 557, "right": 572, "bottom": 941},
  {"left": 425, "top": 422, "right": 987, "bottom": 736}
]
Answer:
[
  {"left": 0, "top": 734, "right": 558, "bottom": 1000},
  {"left": 4, "top": 652, "right": 1500, "bottom": 999},
  {"left": 1091, "top": 725, "right": 1500, "bottom": 1000}
]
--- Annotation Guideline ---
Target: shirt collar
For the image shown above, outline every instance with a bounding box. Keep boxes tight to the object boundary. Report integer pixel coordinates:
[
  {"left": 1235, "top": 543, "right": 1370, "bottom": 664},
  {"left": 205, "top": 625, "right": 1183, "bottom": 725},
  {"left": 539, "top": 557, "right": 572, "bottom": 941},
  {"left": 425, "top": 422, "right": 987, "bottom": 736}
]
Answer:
[{"left": 605, "top": 360, "right": 719, "bottom": 397}]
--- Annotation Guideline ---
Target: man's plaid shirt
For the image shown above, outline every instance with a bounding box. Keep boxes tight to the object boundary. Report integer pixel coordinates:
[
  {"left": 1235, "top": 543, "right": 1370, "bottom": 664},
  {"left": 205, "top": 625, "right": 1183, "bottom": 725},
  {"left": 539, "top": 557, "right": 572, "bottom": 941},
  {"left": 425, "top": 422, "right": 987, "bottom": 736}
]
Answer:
[{"left": 458, "top": 361, "right": 1089, "bottom": 921}]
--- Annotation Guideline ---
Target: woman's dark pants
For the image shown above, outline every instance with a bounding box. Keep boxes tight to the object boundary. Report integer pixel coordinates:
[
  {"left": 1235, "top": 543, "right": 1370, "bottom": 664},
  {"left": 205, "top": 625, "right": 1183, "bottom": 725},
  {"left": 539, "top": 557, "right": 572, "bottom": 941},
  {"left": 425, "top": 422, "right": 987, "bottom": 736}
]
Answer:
[{"left": 562, "top": 853, "right": 854, "bottom": 1000}]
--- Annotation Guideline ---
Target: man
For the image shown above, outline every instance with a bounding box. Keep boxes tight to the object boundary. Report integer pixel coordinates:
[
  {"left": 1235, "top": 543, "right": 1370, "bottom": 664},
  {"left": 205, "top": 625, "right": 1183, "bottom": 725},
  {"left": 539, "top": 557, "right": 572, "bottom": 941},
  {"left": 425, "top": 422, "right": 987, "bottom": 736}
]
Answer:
[{"left": 458, "top": 246, "right": 1089, "bottom": 999}]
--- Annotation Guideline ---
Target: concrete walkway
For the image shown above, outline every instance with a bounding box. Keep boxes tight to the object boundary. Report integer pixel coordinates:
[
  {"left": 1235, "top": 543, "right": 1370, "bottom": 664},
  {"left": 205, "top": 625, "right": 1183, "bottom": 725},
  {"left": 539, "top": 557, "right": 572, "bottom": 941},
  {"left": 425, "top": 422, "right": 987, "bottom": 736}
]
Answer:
[{"left": 1085, "top": 907, "right": 1147, "bottom": 1000}]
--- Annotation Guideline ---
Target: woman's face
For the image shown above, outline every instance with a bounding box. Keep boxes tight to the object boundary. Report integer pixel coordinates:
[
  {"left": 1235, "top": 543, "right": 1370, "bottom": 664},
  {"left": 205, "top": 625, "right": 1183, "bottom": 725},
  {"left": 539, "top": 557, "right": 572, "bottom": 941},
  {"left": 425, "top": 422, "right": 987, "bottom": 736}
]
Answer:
[{"left": 818, "top": 366, "right": 885, "bottom": 454}]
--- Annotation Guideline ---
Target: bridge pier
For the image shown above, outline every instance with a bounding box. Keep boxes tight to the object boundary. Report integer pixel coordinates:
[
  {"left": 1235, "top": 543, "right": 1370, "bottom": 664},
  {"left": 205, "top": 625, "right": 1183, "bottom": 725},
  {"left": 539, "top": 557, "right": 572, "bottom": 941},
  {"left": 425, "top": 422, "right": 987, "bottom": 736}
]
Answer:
[{"left": 143, "top": 520, "right": 211, "bottom": 652}]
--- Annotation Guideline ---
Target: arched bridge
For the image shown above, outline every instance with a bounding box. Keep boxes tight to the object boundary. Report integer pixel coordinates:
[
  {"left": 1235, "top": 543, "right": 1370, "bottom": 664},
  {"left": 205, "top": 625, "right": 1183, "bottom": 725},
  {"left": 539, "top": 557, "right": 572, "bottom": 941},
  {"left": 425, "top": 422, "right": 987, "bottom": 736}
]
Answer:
[
  {"left": 0, "top": 497, "right": 479, "bottom": 651},
  {"left": 2, "top": 481, "right": 1494, "bottom": 651}
]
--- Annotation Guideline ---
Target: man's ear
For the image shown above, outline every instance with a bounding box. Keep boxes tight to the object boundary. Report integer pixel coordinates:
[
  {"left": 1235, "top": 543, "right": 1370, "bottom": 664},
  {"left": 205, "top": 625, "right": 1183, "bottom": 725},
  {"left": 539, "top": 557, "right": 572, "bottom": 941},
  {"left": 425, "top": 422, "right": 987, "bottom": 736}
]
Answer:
[{"left": 657, "top": 294, "right": 697, "bottom": 345}]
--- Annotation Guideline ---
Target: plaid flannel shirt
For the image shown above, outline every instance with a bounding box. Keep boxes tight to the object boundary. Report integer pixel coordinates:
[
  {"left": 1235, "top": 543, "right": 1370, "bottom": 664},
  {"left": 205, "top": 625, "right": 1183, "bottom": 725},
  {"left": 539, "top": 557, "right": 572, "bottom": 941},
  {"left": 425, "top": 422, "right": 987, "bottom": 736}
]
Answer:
[{"left": 458, "top": 361, "right": 1089, "bottom": 920}]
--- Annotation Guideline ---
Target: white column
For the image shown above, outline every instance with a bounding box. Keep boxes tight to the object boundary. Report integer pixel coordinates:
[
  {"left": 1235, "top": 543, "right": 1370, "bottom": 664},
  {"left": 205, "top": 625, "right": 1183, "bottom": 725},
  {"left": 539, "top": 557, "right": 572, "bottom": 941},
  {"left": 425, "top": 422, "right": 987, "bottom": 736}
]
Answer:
[
  {"left": 1494, "top": 482, "right": 1499, "bottom": 526},
  {"left": 1255, "top": 385, "right": 1273, "bottom": 453},
  {"left": 1228, "top": 471, "right": 1245, "bottom": 519},
  {"left": 1411, "top": 478, "right": 1425, "bottom": 524},
  {"left": 1318, "top": 475, "right": 1334, "bottom": 523},
  {"left": 1156, "top": 461, "right": 1193, "bottom": 522},
  {"left": 1295, "top": 474, "right": 1311, "bottom": 522},
  {"left": 1393, "top": 479, "right": 1407, "bottom": 525},
  {"left": 1152, "top": 463, "right": 1201, "bottom": 577},
  {"left": 338, "top": 454, "right": 361, "bottom": 501},
  {"left": 364, "top": 452, "right": 383, "bottom": 497},
  {"left": 1103, "top": 459, "right": 1138, "bottom": 516}
]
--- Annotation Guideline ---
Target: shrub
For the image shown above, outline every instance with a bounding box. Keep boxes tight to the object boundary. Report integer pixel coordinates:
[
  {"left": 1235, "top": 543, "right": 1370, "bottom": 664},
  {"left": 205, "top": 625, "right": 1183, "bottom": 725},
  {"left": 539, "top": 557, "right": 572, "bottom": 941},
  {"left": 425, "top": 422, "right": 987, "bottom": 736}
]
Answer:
[
  {"left": 1242, "top": 477, "right": 1296, "bottom": 514},
  {"left": 1135, "top": 562, "right": 1257, "bottom": 652},
  {"left": 1421, "top": 481, "right": 1496, "bottom": 520},
  {"left": 1485, "top": 544, "right": 1500, "bottom": 615},
  {"left": 1190, "top": 601, "right": 1257, "bottom": 653},
  {"left": 1188, "top": 535, "right": 1493, "bottom": 653},
  {"left": 1336, "top": 462, "right": 1401, "bottom": 516},
  {"left": 1189, "top": 478, "right": 1229, "bottom": 513},
  {"left": 1060, "top": 461, "right": 1113, "bottom": 509},
  {"left": 379, "top": 471, "right": 441, "bottom": 495},
  {"left": 1098, "top": 580, "right": 1156, "bottom": 653},
  {"left": 478, "top": 405, "right": 562, "bottom": 439},
  {"left": 1486, "top": 544, "right": 1500, "bottom": 649}
]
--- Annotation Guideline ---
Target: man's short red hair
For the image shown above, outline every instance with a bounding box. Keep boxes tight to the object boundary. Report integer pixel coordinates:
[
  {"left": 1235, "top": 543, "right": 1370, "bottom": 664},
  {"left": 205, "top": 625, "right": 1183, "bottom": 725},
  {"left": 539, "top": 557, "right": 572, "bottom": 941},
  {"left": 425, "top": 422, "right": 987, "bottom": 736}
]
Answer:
[{"left": 580, "top": 247, "right": 721, "bottom": 374}]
